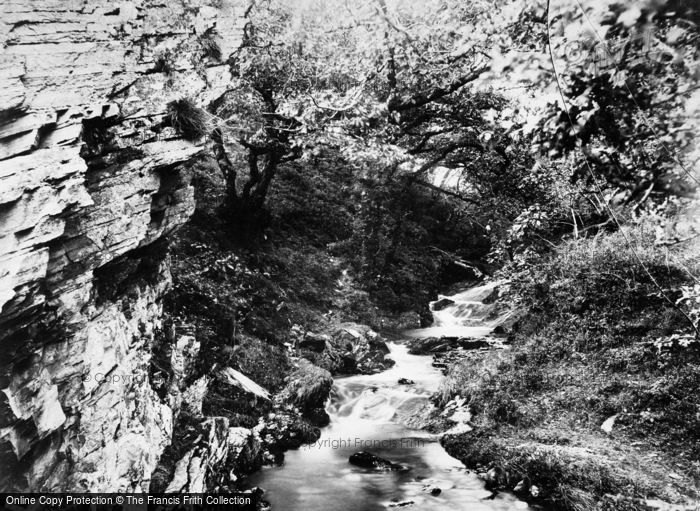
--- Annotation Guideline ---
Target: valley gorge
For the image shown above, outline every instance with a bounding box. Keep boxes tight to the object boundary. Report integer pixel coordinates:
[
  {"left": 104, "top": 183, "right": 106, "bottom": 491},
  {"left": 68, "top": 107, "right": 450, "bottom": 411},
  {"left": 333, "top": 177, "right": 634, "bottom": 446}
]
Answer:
[{"left": 1, "top": 0, "right": 698, "bottom": 509}]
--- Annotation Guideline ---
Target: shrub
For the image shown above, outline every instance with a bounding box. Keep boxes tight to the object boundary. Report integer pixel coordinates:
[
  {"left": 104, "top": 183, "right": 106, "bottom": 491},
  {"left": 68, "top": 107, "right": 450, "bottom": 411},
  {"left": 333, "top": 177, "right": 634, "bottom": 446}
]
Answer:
[{"left": 506, "top": 220, "right": 699, "bottom": 334}]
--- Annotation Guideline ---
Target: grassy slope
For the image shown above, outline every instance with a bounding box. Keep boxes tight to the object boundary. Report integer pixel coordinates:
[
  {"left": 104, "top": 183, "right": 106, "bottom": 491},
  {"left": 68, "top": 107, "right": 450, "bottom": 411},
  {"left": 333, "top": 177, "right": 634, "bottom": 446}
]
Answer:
[{"left": 441, "top": 226, "right": 700, "bottom": 510}]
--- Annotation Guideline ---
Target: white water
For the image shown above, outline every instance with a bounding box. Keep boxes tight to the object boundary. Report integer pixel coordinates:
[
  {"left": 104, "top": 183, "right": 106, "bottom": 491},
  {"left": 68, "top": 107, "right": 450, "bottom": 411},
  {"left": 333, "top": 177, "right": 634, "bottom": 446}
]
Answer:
[
  {"left": 248, "top": 283, "right": 530, "bottom": 511},
  {"left": 406, "top": 280, "right": 505, "bottom": 338}
]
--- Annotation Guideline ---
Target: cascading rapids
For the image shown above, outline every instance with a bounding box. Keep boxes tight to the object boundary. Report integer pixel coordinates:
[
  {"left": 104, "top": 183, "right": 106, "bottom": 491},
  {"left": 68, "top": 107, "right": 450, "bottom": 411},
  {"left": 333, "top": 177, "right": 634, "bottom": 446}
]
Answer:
[
  {"left": 407, "top": 280, "right": 510, "bottom": 338},
  {"left": 247, "top": 282, "right": 531, "bottom": 511},
  {"left": 326, "top": 343, "right": 442, "bottom": 431}
]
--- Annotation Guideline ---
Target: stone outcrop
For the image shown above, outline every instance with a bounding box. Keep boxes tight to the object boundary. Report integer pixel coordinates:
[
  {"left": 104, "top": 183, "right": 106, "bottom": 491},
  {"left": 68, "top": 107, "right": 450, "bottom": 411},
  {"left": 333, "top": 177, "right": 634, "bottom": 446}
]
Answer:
[
  {"left": 218, "top": 367, "right": 271, "bottom": 402},
  {"left": 0, "top": 0, "right": 248, "bottom": 491},
  {"left": 256, "top": 408, "right": 322, "bottom": 458},
  {"left": 161, "top": 420, "right": 263, "bottom": 493},
  {"left": 407, "top": 336, "right": 492, "bottom": 355}
]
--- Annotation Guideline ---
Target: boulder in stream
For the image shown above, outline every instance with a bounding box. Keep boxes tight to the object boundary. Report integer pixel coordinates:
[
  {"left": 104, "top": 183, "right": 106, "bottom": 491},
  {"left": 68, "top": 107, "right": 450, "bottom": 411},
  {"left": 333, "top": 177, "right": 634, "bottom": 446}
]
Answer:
[
  {"left": 424, "top": 485, "right": 442, "bottom": 496},
  {"left": 432, "top": 298, "right": 455, "bottom": 311},
  {"left": 407, "top": 336, "right": 491, "bottom": 355},
  {"left": 299, "top": 323, "right": 395, "bottom": 375},
  {"left": 349, "top": 451, "right": 410, "bottom": 472},
  {"left": 298, "top": 332, "right": 329, "bottom": 352},
  {"left": 279, "top": 360, "right": 333, "bottom": 427},
  {"left": 258, "top": 408, "right": 322, "bottom": 456},
  {"left": 388, "top": 500, "right": 415, "bottom": 508}
]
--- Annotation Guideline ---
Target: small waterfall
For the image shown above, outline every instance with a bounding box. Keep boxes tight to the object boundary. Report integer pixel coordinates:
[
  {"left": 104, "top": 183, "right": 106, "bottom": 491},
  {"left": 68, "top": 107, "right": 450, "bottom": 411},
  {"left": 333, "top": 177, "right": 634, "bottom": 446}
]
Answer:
[
  {"left": 326, "top": 343, "right": 441, "bottom": 431},
  {"left": 407, "top": 281, "right": 507, "bottom": 338},
  {"left": 326, "top": 282, "right": 508, "bottom": 430}
]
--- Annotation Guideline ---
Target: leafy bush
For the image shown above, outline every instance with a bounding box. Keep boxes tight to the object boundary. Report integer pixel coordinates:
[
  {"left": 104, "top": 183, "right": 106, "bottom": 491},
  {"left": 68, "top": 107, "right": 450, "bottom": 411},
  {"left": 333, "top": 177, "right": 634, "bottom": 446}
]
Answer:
[
  {"left": 678, "top": 283, "right": 700, "bottom": 333},
  {"left": 505, "top": 220, "right": 699, "bottom": 323},
  {"left": 152, "top": 50, "right": 175, "bottom": 75}
]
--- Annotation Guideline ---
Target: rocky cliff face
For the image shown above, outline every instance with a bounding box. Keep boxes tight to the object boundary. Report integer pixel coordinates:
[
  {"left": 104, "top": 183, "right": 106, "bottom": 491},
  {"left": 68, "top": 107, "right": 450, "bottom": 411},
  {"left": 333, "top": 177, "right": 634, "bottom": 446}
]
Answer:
[{"left": 0, "top": 0, "right": 247, "bottom": 491}]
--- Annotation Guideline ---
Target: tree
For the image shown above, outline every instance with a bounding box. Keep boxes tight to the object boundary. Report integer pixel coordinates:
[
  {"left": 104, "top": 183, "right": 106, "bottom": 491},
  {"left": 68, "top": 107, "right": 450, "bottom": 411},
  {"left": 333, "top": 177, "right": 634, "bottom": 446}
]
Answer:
[
  {"left": 207, "top": 2, "right": 306, "bottom": 223},
  {"left": 208, "top": 0, "right": 531, "bottom": 222}
]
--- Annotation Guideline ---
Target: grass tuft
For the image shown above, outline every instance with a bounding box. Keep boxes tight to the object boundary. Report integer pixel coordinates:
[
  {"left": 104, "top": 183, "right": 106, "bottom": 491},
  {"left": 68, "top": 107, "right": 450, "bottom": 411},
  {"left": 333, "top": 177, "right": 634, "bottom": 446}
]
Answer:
[
  {"left": 200, "top": 29, "right": 223, "bottom": 61},
  {"left": 152, "top": 50, "right": 175, "bottom": 75},
  {"left": 167, "top": 98, "right": 211, "bottom": 140}
]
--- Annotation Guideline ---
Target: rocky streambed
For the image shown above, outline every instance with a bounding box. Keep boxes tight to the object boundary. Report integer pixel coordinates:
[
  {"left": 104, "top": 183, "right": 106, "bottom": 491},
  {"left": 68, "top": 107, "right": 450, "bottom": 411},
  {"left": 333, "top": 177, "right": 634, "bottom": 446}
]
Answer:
[
  {"left": 147, "top": 319, "right": 399, "bottom": 497},
  {"left": 244, "top": 282, "right": 534, "bottom": 511}
]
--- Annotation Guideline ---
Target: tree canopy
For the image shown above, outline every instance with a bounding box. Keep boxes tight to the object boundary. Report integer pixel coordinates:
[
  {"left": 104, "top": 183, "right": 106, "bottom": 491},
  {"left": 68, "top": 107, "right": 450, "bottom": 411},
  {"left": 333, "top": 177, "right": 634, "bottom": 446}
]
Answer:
[{"left": 200, "top": 0, "right": 698, "bottom": 270}]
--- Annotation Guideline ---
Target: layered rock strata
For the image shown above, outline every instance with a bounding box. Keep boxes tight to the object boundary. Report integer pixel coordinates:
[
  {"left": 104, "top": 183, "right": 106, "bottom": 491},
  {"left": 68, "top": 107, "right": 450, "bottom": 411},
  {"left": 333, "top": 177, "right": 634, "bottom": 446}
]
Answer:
[{"left": 0, "top": 0, "right": 247, "bottom": 491}]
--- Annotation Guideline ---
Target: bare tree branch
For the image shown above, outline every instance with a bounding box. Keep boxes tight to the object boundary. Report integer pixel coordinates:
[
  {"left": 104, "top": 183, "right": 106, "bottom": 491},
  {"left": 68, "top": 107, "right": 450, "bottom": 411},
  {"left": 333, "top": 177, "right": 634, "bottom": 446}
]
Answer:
[{"left": 413, "top": 179, "right": 479, "bottom": 204}]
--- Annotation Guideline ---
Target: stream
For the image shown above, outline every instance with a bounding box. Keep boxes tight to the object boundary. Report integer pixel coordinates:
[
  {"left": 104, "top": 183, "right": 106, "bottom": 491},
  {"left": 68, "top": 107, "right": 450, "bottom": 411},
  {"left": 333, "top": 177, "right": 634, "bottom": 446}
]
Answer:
[{"left": 248, "top": 282, "right": 531, "bottom": 511}]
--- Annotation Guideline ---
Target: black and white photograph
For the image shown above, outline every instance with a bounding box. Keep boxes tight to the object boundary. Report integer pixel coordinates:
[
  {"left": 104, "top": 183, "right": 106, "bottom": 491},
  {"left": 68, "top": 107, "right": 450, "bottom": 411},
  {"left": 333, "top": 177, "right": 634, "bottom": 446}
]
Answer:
[{"left": 0, "top": 0, "right": 699, "bottom": 509}]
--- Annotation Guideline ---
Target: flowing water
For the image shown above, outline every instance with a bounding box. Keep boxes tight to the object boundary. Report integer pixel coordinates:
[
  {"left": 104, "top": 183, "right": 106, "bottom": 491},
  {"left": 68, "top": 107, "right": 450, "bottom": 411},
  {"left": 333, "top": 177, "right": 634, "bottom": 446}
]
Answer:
[
  {"left": 248, "top": 283, "right": 531, "bottom": 511},
  {"left": 405, "top": 280, "right": 505, "bottom": 338}
]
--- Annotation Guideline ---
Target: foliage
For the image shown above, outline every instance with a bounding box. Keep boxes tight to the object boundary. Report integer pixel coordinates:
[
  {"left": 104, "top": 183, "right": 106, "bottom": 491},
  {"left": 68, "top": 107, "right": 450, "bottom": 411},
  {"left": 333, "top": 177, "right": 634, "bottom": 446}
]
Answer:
[
  {"left": 152, "top": 50, "right": 175, "bottom": 75},
  {"left": 267, "top": 148, "right": 355, "bottom": 245},
  {"left": 677, "top": 283, "right": 700, "bottom": 332},
  {"left": 206, "top": 1, "right": 542, "bottom": 223},
  {"left": 198, "top": 0, "right": 699, "bottom": 311},
  {"left": 337, "top": 169, "right": 489, "bottom": 314},
  {"left": 539, "top": 0, "right": 700, "bottom": 209}
]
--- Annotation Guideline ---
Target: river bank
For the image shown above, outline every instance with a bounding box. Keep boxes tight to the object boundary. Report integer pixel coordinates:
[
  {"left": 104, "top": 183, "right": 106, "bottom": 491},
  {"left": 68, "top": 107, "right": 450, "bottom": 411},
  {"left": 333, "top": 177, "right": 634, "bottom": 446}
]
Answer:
[{"left": 430, "top": 232, "right": 700, "bottom": 511}]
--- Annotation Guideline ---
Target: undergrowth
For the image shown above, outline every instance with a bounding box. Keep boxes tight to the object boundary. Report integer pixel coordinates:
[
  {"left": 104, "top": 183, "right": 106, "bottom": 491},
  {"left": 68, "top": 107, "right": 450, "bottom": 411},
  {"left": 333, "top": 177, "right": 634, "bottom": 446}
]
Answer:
[{"left": 441, "top": 222, "right": 700, "bottom": 510}]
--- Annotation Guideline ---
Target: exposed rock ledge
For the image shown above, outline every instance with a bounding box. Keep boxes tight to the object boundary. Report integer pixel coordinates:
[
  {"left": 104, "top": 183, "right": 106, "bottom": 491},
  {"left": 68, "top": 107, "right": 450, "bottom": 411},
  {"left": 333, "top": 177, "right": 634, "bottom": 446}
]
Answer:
[{"left": 0, "top": 0, "right": 248, "bottom": 491}]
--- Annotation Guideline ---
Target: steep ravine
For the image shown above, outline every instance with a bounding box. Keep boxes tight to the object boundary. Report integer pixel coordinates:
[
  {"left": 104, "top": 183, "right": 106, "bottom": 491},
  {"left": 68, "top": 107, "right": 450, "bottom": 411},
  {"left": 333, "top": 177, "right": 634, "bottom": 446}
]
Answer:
[{"left": 0, "top": 0, "right": 249, "bottom": 491}]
